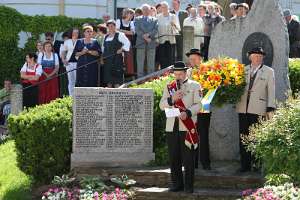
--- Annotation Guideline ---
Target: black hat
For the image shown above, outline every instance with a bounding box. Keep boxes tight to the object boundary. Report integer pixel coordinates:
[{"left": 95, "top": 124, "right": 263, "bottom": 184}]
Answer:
[
  {"left": 171, "top": 61, "right": 189, "bottom": 71},
  {"left": 247, "top": 47, "right": 266, "bottom": 56},
  {"left": 186, "top": 48, "right": 202, "bottom": 57}
]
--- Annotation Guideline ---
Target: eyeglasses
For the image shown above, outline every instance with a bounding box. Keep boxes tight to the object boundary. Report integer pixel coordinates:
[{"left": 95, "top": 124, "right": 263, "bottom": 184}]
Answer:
[{"left": 85, "top": 30, "right": 93, "bottom": 33}]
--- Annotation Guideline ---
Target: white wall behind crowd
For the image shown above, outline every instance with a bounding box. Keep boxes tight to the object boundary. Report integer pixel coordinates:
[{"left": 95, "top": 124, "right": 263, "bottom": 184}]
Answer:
[{"left": 0, "top": 0, "right": 202, "bottom": 18}]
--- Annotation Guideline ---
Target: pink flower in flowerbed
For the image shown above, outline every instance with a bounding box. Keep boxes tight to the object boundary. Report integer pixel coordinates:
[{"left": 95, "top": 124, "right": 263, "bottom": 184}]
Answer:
[
  {"left": 102, "top": 188, "right": 128, "bottom": 200},
  {"left": 42, "top": 175, "right": 134, "bottom": 200},
  {"left": 242, "top": 188, "right": 280, "bottom": 200},
  {"left": 241, "top": 183, "right": 300, "bottom": 200}
]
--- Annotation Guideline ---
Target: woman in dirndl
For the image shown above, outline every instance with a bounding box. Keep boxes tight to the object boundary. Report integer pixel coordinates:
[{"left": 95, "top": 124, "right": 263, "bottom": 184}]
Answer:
[
  {"left": 37, "top": 41, "right": 59, "bottom": 104},
  {"left": 116, "top": 8, "right": 135, "bottom": 76},
  {"left": 20, "top": 53, "right": 43, "bottom": 108},
  {"left": 102, "top": 20, "right": 130, "bottom": 88}
]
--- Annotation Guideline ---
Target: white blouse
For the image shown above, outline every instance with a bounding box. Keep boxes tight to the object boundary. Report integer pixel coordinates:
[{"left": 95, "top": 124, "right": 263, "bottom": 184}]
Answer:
[
  {"left": 116, "top": 19, "right": 135, "bottom": 33},
  {"left": 37, "top": 52, "right": 59, "bottom": 66},
  {"left": 20, "top": 63, "right": 43, "bottom": 76},
  {"left": 102, "top": 31, "right": 131, "bottom": 52},
  {"left": 62, "top": 39, "right": 77, "bottom": 61}
]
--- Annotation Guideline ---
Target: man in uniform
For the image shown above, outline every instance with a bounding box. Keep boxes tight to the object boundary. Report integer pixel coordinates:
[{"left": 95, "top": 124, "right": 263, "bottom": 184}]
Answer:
[
  {"left": 186, "top": 48, "right": 211, "bottom": 170},
  {"left": 236, "top": 47, "right": 276, "bottom": 172},
  {"left": 159, "top": 61, "right": 202, "bottom": 193}
]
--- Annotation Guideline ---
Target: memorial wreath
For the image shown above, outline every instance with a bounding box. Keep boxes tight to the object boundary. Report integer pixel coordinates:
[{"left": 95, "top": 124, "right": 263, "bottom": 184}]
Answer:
[{"left": 192, "top": 57, "right": 246, "bottom": 107}]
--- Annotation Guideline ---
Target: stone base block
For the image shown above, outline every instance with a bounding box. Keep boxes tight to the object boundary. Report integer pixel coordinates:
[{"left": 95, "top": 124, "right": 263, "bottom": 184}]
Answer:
[{"left": 71, "top": 152, "right": 155, "bottom": 169}]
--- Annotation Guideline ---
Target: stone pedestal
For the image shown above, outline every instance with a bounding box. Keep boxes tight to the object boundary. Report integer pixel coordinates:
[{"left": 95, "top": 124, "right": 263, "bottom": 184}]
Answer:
[
  {"left": 183, "top": 26, "right": 195, "bottom": 63},
  {"left": 71, "top": 87, "right": 155, "bottom": 168},
  {"left": 10, "top": 84, "right": 23, "bottom": 115}
]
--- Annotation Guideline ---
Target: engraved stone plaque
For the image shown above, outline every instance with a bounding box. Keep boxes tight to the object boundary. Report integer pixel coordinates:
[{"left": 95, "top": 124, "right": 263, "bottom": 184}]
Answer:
[{"left": 71, "top": 88, "right": 155, "bottom": 168}]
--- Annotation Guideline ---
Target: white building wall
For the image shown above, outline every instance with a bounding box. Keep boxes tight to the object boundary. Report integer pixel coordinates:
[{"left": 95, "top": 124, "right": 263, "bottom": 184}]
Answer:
[
  {"left": 3, "top": 0, "right": 300, "bottom": 18},
  {"left": 0, "top": 0, "right": 196, "bottom": 18},
  {"left": 279, "top": 0, "right": 300, "bottom": 15}
]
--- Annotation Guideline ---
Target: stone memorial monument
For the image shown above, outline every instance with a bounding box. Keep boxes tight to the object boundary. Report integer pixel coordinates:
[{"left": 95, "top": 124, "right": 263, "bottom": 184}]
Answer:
[
  {"left": 71, "top": 88, "right": 155, "bottom": 168},
  {"left": 207, "top": 0, "right": 290, "bottom": 160}
]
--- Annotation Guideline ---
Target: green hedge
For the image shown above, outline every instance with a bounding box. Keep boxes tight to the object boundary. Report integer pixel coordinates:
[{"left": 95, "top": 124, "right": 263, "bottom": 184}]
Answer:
[
  {"left": 245, "top": 97, "right": 300, "bottom": 184},
  {"left": 0, "top": 5, "right": 102, "bottom": 87},
  {"left": 7, "top": 97, "right": 72, "bottom": 183},
  {"left": 289, "top": 58, "right": 300, "bottom": 95}
]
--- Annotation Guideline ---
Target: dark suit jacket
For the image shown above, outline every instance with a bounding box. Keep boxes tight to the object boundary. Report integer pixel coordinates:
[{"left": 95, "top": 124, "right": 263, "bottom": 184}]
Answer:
[
  {"left": 54, "top": 40, "right": 64, "bottom": 66},
  {"left": 288, "top": 19, "right": 300, "bottom": 44},
  {"left": 287, "top": 19, "right": 300, "bottom": 57}
]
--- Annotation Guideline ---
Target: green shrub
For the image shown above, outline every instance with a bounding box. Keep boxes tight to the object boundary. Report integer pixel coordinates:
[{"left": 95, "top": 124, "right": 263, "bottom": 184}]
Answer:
[
  {"left": 289, "top": 58, "right": 300, "bottom": 95},
  {"left": 0, "top": 6, "right": 25, "bottom": 85},
  {"left": 7, "top": 97, "right": 73, "bottom": 183},
  {"left": 245, "top": 97, "right": 300, "bottom": 184}
]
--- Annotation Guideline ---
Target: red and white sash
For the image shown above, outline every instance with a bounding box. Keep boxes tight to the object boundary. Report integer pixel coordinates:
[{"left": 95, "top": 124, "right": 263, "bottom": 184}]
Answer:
[{"left": 167, "top": 80, "right": 199, "bottom": 149}]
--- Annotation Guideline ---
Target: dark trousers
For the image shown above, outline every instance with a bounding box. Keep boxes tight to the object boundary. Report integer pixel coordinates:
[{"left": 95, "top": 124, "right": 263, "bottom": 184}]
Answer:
[
  {"left": 175, "top": 34, "right": 183, "bottom": 61},
  {"left": 158, "top": 41, "right": 175, "bottom": 69},
  {"left": 238, "top": 113, "right": 259, "bottom": 170},
  {"left": 195, "top": 113, "right": 211, "bottom": 168},
  {"left": 201, "top": 36, "right": 210, "bottom": 61},
  {"left": 167, "top": 118, "right": 195, "bottom": 191},
  {"left": 22, "top": 83, "right": 38, "bottom": 108},
  {"left": 58, "top": 66, "right": 68, "bottom": 97}
]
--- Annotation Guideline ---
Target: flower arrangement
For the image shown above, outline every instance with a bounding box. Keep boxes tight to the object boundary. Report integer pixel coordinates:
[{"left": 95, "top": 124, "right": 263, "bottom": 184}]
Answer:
[
  {"left": 42, "top": 175, "right": 135, "bottom": 200},
  {"left": 192, "top": 57, "right": 246, "bottom": 106},
  {"left": 241, "top": 183, "right": 300, "bottom": 200}
]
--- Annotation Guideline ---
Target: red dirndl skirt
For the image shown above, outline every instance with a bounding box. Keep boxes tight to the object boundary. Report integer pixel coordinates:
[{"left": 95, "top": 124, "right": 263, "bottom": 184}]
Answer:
[
  {"left": 38, "top": 68, "right": 59, "bottom": 104},
  {"left": 124, "top": 35, "right": 134, "bottom": 75}
]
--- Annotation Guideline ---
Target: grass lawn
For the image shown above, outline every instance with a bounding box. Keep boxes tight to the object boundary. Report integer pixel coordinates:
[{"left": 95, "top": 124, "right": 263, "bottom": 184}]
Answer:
[{"left": 0, "top": 140, "right": 32, "bottom": 200}]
